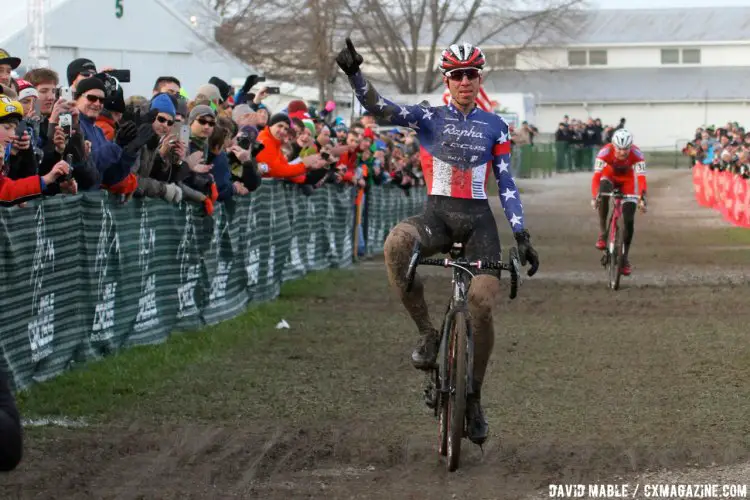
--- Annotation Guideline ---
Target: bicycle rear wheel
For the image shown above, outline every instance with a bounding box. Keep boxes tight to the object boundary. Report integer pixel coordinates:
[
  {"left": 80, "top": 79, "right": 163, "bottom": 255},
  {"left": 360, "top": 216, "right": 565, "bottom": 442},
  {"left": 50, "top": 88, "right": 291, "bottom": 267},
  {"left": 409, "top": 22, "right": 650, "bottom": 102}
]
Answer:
[{"left": 446, "top": 309, "right": 469, "bottom": 472}]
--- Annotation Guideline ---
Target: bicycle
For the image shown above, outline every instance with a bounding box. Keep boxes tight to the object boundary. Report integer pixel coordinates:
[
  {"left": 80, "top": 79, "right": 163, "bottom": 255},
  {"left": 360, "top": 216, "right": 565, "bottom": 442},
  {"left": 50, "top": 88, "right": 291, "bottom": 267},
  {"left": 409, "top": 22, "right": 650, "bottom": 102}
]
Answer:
[
  {"left": 598, "top": 189, "right": 640, "bottom": 290},
  {"left": 404, "top": 241, "right": 521, "bottom": 472}
]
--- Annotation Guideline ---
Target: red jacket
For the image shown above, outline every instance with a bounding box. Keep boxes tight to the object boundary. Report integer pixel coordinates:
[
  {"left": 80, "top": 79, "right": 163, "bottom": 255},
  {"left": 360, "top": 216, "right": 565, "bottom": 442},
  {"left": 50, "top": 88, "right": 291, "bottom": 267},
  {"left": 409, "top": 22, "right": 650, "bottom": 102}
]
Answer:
[{"left": 0, "top": 173, "right": 43, "bottom": 206}]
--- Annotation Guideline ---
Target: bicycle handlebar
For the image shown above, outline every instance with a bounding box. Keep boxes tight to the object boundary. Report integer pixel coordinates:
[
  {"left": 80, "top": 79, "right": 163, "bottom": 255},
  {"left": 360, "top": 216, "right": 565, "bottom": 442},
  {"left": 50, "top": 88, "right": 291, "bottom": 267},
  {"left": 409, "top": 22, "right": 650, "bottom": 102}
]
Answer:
[{"left": 405, "top": 242, "right": 521, "bottom": 300}]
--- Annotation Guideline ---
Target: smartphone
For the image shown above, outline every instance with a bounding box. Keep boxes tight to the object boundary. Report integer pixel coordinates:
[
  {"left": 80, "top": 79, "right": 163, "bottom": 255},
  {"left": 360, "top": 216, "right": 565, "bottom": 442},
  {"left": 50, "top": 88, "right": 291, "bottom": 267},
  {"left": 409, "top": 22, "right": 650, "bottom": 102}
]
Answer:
[
  {"left": 59, "top": 113, "right": 73, "bottom": 136},
  {"left": 15, "top": 119, "right": 27, "bottom": 138},
  {"left": 266, "top": 87, "right": 280, "bottom": 95},
  {"left": 59, "top": 86, "right": 73, "bottom": 102},
  {"left": 107, "top": 69, "right": 131, "bottom": 83},
  {"left": 179, "top": 124, "right": 190, "bottom": 147},
  {"left": 170, "top": 121, "right": 182, "bottom": 138}
]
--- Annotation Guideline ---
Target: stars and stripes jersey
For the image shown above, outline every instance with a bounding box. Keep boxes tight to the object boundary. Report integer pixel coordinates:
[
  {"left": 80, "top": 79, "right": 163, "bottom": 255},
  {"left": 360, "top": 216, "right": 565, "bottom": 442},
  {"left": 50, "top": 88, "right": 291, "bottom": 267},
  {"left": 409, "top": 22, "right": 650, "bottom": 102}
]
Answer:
[
  {"left": 591, "top": 144, "right": 648, "bottom": 198},
  {"left": 348, "top": 71, "right": 525, "bottom": 232}
]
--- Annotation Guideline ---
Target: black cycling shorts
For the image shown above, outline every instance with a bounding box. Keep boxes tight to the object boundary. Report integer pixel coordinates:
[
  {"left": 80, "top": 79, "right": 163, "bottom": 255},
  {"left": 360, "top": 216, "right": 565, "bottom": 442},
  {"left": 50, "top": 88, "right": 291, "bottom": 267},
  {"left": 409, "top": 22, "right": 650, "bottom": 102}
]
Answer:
[{"left": 403, "top": 195, "right": 501, "bottom": 274}]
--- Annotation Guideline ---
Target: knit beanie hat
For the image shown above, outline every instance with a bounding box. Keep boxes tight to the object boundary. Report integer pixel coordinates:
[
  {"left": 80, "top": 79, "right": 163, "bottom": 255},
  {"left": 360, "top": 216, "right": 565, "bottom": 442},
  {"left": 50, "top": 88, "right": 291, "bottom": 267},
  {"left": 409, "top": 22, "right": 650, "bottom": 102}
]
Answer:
[
  {"left": 150, "top": 93, "right": 176, "bottom": 117},
  {"left": 74, "top": 77, "right": 106, "bottom": 97},
  {"left": 302, "top": 119, "right": 316, "bottom": 136},
  {"left": 15, "top": 79, "right": 37, "bottom": 101},
  {"left": 268, "top": 113, "right": 290, "bottom": 127},
  {"left": 287, "top": 99, "right": 310, "bottom": 120},
  {"left": 208, "top": 76, "right": 232, "bottom": 102},
  {"left": 232, "top": 104, "right": 252, "bottom": 123},
  {"left": 195, "top": 83, "right": 221, "bottom": 103},
  {"left": 188, "top": 104, "right": 215, "bottom": 124}
]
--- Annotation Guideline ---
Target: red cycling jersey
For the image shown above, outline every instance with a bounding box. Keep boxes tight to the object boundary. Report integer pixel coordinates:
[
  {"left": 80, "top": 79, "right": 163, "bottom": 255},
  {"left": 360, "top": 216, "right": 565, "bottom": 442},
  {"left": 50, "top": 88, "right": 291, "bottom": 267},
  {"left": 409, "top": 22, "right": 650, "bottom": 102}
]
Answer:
[{"left": 591, "top": 143, "right": 647, "bottom": 199}]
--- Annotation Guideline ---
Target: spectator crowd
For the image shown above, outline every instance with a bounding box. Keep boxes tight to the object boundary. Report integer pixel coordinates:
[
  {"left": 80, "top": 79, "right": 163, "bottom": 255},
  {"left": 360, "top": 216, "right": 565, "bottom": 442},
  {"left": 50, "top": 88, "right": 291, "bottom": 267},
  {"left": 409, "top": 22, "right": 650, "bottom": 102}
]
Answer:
[
  {"left": 0, "top": 47, "right": 424, "bottom": 233},
  {"left": 682, "top": 123, "right": 750, "bottom": 178},
  {"left": 552, "top": 114, "right": 628, "bottom": 171}
]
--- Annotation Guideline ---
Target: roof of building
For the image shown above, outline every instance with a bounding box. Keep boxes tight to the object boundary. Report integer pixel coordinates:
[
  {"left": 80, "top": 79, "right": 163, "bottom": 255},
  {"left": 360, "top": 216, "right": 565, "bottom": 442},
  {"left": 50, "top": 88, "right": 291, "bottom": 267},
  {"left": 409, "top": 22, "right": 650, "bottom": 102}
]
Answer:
[
  {"left": 482, "top": 67, "right": 749, "bottom": 103},
  {"left": 420, "top": 7, "right": 750, "bottom": 48}
]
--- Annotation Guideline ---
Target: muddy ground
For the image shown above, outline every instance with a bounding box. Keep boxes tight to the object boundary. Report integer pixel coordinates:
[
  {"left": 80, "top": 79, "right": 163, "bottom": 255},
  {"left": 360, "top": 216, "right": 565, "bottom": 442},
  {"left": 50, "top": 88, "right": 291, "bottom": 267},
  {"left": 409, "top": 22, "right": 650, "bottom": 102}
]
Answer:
[{"left": 4, "top": 169, "right": 750, "bottom": 500}]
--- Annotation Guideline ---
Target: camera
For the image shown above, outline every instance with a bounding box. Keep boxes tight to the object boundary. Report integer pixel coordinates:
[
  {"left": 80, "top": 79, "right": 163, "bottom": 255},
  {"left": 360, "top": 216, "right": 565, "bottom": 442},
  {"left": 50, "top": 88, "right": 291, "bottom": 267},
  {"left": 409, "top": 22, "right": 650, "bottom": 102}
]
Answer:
[
  {"left": 236, "top": 134, "right": 252, "bottom": 151},
  {"left": 95, "top": 70, "right": 130, "bottom": 99}
]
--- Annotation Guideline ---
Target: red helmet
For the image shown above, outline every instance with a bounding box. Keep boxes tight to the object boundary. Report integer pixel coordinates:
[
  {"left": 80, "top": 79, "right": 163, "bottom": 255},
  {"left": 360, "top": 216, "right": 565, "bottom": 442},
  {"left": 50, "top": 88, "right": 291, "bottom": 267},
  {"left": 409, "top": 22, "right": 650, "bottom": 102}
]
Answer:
[{"left": 439, "top": 43, "right": 486, "bottom": 73}]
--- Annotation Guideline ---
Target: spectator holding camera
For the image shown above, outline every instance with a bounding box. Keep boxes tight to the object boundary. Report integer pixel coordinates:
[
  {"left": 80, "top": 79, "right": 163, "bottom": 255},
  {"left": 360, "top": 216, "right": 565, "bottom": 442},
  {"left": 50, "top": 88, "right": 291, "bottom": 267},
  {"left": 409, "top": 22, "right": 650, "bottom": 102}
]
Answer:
[
  {"left": 0, "top": 95, "right": 77, "bottom": 205},
  {"left": 224, "top": 115, "right": 263, "bottom": 195},
  {"left": 4, "top": 80, "right": 39, "bottom": 180},
  {"left": 74, "top": 77, "right": 154, "bottom": 195},
  {"left": 127, "top": 93, "right": 187, "bottom": 205}
]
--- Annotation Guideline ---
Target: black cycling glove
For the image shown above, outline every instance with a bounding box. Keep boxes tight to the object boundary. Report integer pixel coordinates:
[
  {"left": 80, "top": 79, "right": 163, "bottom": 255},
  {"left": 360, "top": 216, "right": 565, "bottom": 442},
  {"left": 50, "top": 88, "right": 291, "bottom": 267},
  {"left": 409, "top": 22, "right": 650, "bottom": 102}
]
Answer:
[
  {"left": 514, "top": 229, "right": 540, "bottom": 277},
  {"left": 336, "top": 38, "right": 364, "bottom": 76}
]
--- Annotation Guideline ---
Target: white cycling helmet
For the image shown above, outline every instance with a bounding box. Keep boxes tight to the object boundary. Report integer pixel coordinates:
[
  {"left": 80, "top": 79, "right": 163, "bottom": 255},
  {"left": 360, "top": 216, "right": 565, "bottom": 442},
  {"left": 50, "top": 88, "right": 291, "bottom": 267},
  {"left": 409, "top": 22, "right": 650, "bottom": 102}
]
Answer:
[{"left": 612, "top": 128, "right": 633, "bottom": 149}]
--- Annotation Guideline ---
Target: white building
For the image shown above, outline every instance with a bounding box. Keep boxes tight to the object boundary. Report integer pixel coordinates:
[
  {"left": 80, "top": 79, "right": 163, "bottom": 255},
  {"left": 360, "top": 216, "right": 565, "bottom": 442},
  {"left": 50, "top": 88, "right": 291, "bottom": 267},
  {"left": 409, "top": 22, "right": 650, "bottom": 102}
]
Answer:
[
  {"left": 365, "top": 7, "right": 750, "bottom": 149},
  {"left": 3, "top": 0, "right": 350, "bottom": 112}
]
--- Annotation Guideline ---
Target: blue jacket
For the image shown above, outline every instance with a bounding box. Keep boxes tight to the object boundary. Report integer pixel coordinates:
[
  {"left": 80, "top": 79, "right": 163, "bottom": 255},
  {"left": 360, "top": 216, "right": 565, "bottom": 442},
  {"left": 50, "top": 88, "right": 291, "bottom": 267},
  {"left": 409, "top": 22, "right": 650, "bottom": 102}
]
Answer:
[
  {"left": 212, "top": 151, "right": 233, "bottom": 202},
  {"left": 78, "top": 114, "right": 136, "bottom": 186}
]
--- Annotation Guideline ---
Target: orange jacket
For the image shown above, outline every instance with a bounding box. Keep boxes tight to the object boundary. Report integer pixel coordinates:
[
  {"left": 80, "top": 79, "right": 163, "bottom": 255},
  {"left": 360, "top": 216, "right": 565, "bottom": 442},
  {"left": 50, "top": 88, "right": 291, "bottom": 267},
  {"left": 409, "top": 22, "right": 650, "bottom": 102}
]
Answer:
[
  {"left": 256, "top": 127, "right": 307, "bottom": 179},
  {"left": 0, "top": 173, "right": 43, "bottom": 206},
  {"left": 95, "top": 115, "right": 117, "bottom": 141}
]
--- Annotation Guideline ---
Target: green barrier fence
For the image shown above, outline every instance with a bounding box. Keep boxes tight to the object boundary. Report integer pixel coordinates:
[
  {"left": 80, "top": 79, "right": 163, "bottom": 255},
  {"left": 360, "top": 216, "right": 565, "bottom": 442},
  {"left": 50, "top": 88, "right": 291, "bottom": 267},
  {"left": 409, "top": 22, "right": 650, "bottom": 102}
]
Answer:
[{"left": 0, "top": 182, "right": 427, "bottom": 390}]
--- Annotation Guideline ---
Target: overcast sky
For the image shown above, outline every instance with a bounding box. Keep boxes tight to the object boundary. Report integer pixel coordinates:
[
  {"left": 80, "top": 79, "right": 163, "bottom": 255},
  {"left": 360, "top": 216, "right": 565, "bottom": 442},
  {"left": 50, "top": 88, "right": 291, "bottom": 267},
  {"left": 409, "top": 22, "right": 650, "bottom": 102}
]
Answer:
[{"left": 594, "top": 0, "right": 749, "bottom": 7}]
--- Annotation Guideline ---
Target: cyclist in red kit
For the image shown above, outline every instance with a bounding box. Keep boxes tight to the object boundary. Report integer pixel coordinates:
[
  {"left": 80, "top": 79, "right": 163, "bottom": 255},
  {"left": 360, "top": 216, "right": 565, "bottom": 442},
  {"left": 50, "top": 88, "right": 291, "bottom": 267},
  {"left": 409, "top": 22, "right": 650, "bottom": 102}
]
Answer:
[{"left": 592, "top": 128, "right": 647, "bottom": 276}]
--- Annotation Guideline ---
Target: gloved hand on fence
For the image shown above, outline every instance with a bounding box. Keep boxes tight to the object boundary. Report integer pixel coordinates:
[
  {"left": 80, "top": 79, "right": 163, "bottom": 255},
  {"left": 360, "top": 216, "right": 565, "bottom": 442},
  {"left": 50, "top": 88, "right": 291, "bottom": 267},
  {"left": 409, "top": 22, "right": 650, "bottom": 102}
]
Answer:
[
  {"left": 336, "top": 38, "right": 363, "bottom": 76},
  {"left": 163, "top": 183, "right": 183, "bottom": 204},
  {"left": 514, "top": 229, "right": 540, "bottom": 277}
]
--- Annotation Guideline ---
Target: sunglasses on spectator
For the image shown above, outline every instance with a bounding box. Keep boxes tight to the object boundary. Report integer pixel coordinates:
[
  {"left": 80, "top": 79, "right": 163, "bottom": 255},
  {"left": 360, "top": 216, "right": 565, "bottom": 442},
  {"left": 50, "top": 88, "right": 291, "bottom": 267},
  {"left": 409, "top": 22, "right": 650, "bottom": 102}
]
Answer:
[
  {"left": 444, "top": 68, "right": 482, "bottom": 81},
  {"left": 79, "top": 70, "right": 95, "bottom": 78},
  {"left": 156, "top": 115, "right": 175, "bottom": 126},
  {"left": 197, "top": 118, "right": 215, "bottom": 127},
  {"left": 85, "top": 94, "right": 106, "bottom": 104}
]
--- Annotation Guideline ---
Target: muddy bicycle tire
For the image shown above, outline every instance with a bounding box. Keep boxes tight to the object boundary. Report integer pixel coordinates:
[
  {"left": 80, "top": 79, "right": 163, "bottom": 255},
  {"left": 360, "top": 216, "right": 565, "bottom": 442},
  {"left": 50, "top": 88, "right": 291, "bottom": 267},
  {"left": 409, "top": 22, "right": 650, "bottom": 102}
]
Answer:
[{"left": 446, "top": 309, "right": 469, "bottom": 472}]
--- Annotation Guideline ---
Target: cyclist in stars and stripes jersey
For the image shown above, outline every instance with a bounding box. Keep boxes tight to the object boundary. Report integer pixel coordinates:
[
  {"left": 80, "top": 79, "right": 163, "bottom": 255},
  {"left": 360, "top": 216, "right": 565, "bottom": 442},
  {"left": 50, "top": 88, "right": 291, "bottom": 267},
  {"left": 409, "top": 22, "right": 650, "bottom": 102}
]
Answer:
[{"left": 336, "top": 38, "right": 540, "bottom": 445}]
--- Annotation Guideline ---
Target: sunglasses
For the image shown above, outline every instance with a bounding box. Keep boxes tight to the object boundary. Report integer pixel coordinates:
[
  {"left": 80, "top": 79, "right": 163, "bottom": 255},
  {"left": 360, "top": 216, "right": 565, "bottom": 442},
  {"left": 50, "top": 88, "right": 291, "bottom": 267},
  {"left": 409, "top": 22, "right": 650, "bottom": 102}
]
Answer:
[
  {"left": 85, "top": 94, "right": 106, "bottom": 104},
  {"left": 445, "top": 68, "right": 482, "bottom": 81},
  {"left": 156, "top": 115, "right": 175, "bottom": 126},
  {"left": 79, "top": 70, "right": 95, "bottom": 78},
  {"left": 197, "top": 118, "right": 215, "bottom": 127}
]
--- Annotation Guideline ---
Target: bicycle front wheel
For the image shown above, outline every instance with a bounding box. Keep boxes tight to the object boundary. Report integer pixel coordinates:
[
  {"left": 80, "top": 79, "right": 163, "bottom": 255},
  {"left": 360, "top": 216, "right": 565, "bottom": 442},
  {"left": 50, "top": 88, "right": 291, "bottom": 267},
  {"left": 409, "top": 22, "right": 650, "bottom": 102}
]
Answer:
[
  {"left": 446, "top": 309, "right": 469, "bottom": 472},
  {"left": 609, "top": 214, "right": 625, "bottom": 290}
]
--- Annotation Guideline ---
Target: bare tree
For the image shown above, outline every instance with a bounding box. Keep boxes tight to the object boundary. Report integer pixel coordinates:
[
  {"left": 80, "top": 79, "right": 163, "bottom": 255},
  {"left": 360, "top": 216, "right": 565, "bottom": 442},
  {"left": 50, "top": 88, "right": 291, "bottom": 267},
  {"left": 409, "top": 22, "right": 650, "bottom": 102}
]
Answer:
[
  {"left": 340, "top": 0, "right": 587, "bottom": 94},
  {"left": 213, "top": 0, "right": 349, "bottom": 104}
]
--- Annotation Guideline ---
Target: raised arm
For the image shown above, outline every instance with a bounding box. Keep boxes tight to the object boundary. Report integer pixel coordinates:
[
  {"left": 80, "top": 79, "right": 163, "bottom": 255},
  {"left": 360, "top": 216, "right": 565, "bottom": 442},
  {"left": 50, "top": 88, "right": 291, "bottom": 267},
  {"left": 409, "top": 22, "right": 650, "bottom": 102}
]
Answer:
[{"left": 336, "top": 38, "right": 426, "bottom": 128}]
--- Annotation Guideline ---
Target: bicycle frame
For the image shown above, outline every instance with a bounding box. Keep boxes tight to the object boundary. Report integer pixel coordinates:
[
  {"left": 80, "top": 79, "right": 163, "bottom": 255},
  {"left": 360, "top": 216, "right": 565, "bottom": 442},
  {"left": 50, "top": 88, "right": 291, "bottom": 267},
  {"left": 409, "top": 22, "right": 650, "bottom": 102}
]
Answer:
[
  {"left": 436, "top": 248, "right": 476, "bottom": 402},
  {"left": 600, "top": 190, "right": 639, "bottom": 249},
  {"left": 604, "top": 192, "right": 624, "bottom": 250}
]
